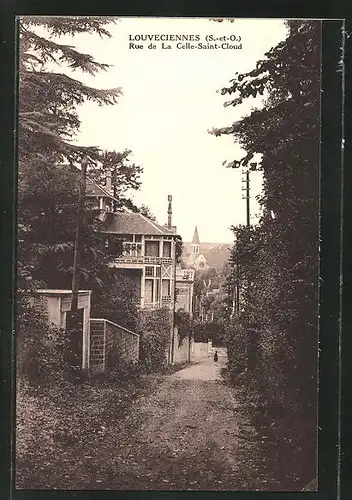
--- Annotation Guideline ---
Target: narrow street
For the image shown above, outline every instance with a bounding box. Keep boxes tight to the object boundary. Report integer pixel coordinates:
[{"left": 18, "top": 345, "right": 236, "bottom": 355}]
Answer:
[{"left": 76, "top": 354, "right": 268, "bottom": 491}]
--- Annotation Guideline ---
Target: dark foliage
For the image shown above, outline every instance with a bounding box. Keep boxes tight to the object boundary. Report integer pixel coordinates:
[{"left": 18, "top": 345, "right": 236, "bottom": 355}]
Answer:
[
  {"left": 17, "top": 17, "right": 142, "bottom": 387},
  {"left": 136, "top": 309, "right": 171, "bottom": 372},
  {"left": 16, "top": 295, "right": 70, "bottom": 385},
  {"left": 91, "top": 272, "right": 139, "bottom": 331},
  {"left": 193, "top": 320, "right": 226, "bottom": 345},
  {"left": 213, "top": 20, "right": 320, "bottom": 485},
  {"left": 174, "top": 309, "right": 192, "bottom": 343},
  {"left": 175, "top": 236, "right": 183, "bottom": 264}
]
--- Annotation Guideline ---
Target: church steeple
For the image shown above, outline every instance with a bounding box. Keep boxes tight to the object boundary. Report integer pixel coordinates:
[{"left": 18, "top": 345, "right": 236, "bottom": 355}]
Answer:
[{"left": 191, "top": 226, "right": 200, "bottom": 254}]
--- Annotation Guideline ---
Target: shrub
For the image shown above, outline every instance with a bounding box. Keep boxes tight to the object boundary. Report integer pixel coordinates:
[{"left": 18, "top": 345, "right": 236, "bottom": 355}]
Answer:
[
  {"left": 174, "top": 309, "right": 192, "bottom": 346},
  {"left": 136, "top": 309, "right": 171, "bottom": 373},
  {"left": 225, "top": 319, "right": 248, "bottom": 380},
  {"left": 101, "top": 340, "right": 142, "bottom": 383},
  {"left": 16, "top": 293, "right": 70, "bottom": 385}
]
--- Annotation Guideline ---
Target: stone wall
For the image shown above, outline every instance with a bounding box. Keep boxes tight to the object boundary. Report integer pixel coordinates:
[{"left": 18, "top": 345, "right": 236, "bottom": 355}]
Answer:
[
  {"left": 192, "top": 342, "right": 209, "bottom": 359},
  {"left": 89, "top": 319, "right": 106, "bottom": 371},
  {"left": 89, "top": 318, "right": 139, "bottom": 372},
  {"left": 105, "top": 320, "right": 140, "bottom": 365}
]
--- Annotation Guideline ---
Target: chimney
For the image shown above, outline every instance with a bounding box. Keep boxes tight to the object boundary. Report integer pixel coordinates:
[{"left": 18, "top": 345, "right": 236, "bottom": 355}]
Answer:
[
  {"left": 167, "top": 195, "right": 172, "bottom": 228},
  {"left": 106, "top": 168, "right": 112, "bottom": 193}
]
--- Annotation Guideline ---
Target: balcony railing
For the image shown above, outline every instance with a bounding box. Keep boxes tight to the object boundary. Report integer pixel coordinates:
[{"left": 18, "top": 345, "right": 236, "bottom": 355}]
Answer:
[
  {"left": 143, "top": 302, "right": 158, "bottom": 310},
  {"left": 112, "top": 255, "right": 173, "bottom": 265},
  {"left": 143, "top": 297, "right": 173, "bottom": 310}
]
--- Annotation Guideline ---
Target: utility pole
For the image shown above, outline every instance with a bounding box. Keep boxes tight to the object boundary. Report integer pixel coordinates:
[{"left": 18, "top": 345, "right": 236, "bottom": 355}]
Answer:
[
  {"left": 71, "top": 157, "right": 88, "bottom": 312},
  {"left": 168, "top": 195, "right": 176, "bottom": 365},
  {"left": 66, "top": 157, "right": 88, "bottom": 377},
  {"left": 241, "top": 168, "right": 250, "bottom": 228},
  {"left": 233, "top": 168, "right": 251, "bottom": 316},
  {"left": 241, "top": 164, "right": 260, "bottom": 372},
  {"left": 112, "top": 165, "right": 118, "bottom": 212}
]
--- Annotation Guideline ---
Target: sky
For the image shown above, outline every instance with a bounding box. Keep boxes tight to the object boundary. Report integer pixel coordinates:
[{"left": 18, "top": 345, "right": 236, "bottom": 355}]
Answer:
[{"left": 49, "top": 18, "right": 288, "bottom": 243}]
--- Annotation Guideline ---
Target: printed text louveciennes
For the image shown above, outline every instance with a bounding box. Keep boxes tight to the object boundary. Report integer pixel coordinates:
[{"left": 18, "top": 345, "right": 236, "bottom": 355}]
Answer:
[{"left": 128, "top": 34, "right": 242, "bottom": 50}]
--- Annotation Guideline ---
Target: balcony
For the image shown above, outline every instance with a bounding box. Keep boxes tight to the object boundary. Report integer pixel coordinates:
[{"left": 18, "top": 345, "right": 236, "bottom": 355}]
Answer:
[
  {"left": 142, "top": 296, "right": 173, "bottom": 311},
  {"left": 111, "top": 255, "right": 173, "bottom": 266},
  {"left": 143, "top": 302, "right": 158, "bottom": 310}
]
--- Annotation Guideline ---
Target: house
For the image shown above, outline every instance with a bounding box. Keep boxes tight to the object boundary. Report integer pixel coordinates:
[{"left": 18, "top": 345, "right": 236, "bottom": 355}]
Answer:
[
  {"left": 83, "top": 169, "right": 195, "bottom": 364},
  {"left": 175, "top": 267, "right": 195, "bottom": 316},
  {"left": 85, "top": 168, "right": 117, "bottom": 214},
  {"left": 73, "top": 167, "right": 180, "bottom": 313},
  {"left": 100, "top": 208, "right": 179, "bottom": 311}
]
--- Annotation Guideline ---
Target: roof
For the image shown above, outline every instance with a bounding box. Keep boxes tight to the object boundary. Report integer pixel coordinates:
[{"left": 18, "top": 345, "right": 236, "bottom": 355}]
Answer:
[
  {"left": 59, "top": 162, "right": 118, "bottom": 202},
  {"left": 192, "top": 226, "right": 200, "bottom": 245},
  {"left": 85, "top": 178, "right": 117, "bottom": 201},
  {"left": 187, "top": 253, "right": 208, "bottom": 265},
  {"left": 101, "top": 211, "right": 178, "bottom": 236}
]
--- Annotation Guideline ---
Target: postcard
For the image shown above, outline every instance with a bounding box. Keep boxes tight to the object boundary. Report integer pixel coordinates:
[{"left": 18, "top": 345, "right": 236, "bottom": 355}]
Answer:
[{"left": 14, "top": 16, "right": 332, "bottom": 492}]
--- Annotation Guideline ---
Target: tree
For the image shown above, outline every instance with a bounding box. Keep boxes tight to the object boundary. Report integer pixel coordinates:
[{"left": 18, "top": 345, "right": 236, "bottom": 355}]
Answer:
[
  {"left": 175, "top": 236, "right": 183, "bottom": 264},
  {"left": 19, "top": 16, "right": 121, "bottom": 165},
  {"left": 89, "top": 150, "right": 143, "bottom": 211},
  {"left": 17, "top": 18, "right": 144, "bottom": 293},
  {"left": 17, "top": 17, "right": 145, "bottom": 375},
  {"left": 137, "top": 204, "right": 157, "bottom": 221},
  {"left": 174, "top": 309, "right": 192, "bottom": 343},
  {"left": 90, "top": 273, "right": 139, "bottom": 331},
  {"left": 212, "top": 20, "right": 320, "bottom": 486},
  {"left": 18, "top": 161, "right": 110, "bottom": 288}
]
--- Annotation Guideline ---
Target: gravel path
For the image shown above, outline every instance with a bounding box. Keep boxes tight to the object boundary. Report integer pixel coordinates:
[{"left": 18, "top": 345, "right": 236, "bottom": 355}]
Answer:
[
  {"left": 87, "top": 356, "right": 261, "bottom": 490},
  {"left": 172, "top": 354, "right": 226, "bottom": 381},
  {"left": 17, "top": 357, "right": 309, "bottom": 490}
]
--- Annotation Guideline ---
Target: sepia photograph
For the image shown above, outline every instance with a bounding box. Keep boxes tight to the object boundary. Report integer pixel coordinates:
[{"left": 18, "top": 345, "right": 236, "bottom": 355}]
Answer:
[{"left": 15, "top": 16, "right": 320, "bottom": 491}]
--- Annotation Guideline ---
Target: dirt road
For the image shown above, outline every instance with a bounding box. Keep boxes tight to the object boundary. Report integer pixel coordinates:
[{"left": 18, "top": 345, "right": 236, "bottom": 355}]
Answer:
[
  {"left": 17, "top": 356, "right": 309, "bottom": 490},
  {"left": 76, "top": 355, "right": 266, "bottom": 490}
]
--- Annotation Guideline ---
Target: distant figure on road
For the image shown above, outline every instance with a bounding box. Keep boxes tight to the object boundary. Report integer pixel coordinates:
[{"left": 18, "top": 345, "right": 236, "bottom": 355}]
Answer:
[{"left": 214, "top": 351, "right": 218, "bottom": 362}]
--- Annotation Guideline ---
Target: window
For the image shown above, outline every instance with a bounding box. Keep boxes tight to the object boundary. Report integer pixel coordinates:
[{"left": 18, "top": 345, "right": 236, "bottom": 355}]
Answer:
[
  {"left": 123, "top": 241, "right": 142, "bottom": 256},
  {"left": 145, "top": 266, "right": 154, "bottom": 277},
  {"left": 123, "top": 242, "right": 133, "bottom": 256},
  {"left": 135, "top": 235, "right": 142, "bottom": 242},
  {"left": 145, "top": 279, "right": 154, "bottom": 303},
  {"left": 155, "top": 280, "right": 160, "bottom": 301},
  {"left": 155, "top": 266, "right": 161, "bottom": 277},
  {"left": 163, "top": 241, "right": 172, "bottom": 258},
  {"left": 162, "top": 279, "right": 170, "bottom": 297},
  {"left": 145, "top": 240, "right": 159, "bottom": 257}
]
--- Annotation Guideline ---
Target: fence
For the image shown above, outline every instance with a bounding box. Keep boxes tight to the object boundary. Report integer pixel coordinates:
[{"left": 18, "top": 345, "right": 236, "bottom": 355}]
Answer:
[{"left": 89, "top": 318, "right": 140, "bottom": 371}]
